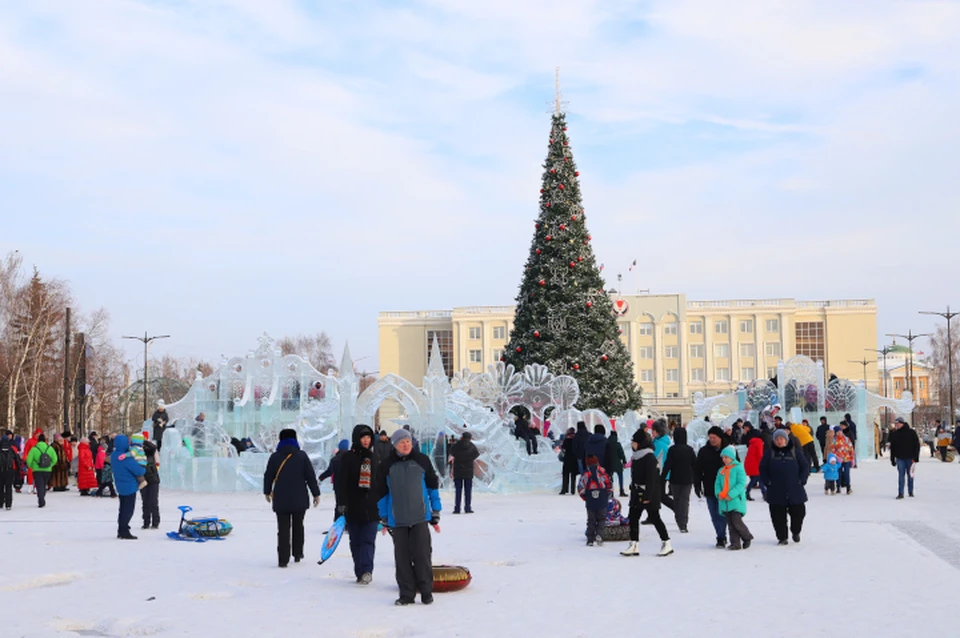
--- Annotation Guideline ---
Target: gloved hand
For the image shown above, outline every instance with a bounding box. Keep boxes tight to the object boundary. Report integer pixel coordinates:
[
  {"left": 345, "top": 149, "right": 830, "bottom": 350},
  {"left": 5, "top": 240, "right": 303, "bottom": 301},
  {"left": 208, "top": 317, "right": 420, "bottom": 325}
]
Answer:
[
  {"left": 265, "top": 494, "right": 272, "bottom": 503},
  {"left": 380, "top": 518, "right": 390, "bottom": 535},
  {"left": 891, "top": 460, "right": 896, "bottom": 467},
  {"left": 430, "top": 511, "right": 440, "bottom": 526},
  {"left": 313, "top": 495, "right": 320, "bottom": 508},
  {"left": 336, "top": 505, "right": 346, "bottom": 517}
]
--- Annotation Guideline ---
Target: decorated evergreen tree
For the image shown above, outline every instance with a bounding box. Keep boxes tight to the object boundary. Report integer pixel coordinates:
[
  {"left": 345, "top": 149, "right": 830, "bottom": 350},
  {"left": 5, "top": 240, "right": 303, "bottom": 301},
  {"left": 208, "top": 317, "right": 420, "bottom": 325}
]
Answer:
[{"left": 503, "top": 110, "right": 642, "bottom": 415}]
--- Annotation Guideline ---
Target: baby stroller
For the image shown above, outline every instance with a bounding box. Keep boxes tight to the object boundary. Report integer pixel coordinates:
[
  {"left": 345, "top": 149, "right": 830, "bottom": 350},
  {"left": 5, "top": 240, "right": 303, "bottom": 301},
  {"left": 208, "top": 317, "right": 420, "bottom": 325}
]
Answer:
[{"left": 167, "top": 505, "right": 233, "bottom": 542}]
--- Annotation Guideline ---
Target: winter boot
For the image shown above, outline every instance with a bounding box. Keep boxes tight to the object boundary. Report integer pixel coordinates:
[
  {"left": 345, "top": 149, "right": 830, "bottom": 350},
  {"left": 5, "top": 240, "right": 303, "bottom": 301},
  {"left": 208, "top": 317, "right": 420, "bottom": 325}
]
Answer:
[
  {"left": 620, "top": 541, "right": 639, "bottom": 556},
  {"left": 657, "top": 540, "right": 674, "bottom": 557},
  {"left": 595, "top": 534, "right": 603, "bottom": 547}
]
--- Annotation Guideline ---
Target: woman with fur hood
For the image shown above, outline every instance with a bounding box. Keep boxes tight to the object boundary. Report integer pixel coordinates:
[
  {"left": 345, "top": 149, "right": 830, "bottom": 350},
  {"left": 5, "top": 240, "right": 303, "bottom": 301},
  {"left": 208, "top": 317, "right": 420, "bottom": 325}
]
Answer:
[{"left": 620, "top": 429, "right": 673, "bottom": 557}]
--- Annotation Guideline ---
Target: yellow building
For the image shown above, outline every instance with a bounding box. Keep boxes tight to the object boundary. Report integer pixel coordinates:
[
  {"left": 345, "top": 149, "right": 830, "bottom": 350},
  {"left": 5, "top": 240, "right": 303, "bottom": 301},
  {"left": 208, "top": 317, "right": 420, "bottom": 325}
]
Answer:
[{"left": 378, "top": 294, "right": 878, "bottom": 422}]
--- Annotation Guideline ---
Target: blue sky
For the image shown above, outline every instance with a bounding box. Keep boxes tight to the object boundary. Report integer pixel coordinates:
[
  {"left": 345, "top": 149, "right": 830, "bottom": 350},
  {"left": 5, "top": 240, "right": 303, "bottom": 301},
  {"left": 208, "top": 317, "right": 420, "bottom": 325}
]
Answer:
[{"left": 1, "top": 0, "right": 958, "bottom": 370}]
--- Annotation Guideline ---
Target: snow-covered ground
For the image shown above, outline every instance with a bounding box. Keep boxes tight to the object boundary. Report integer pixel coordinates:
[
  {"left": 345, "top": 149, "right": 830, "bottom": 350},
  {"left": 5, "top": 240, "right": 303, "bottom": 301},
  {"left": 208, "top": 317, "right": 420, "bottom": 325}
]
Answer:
[{"left": 3, "top": 455, "right": 960, "bottom": 638}]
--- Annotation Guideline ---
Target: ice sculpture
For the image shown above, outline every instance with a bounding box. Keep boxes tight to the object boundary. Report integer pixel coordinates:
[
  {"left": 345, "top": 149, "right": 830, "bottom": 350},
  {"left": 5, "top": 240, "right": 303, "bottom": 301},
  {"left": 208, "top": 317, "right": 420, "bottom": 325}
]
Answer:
[
  {"left": 158, "top": 334, "right": 653, "bottom": 493},
  {"left": 692, "top": 355, "right": 915, "bottom": 460}
]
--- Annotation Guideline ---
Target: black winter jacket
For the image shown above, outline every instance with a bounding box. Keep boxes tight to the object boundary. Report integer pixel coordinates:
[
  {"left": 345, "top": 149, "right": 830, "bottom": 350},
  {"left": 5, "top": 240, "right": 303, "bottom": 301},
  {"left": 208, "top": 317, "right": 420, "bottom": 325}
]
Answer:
[
  {"left": 604, "top": 432, "right": 627, "bottom": 473},
  {"left": 142, "top": 440, "right": 160, "bottom": 486},
  {"left": 264, "top": 441, "right": 320, "bottom": 514},
  {"left": 584, "top": 433, "right": 608, "bottom": 466},
  {"left": 661, "top": 428, "right": 695, "bottom": 485},
  {"left": 629, "top": 448, "right": 661, "bottom": 507},
  {"left": 561, "top": 437, "right": 580, "bottom": 473},
  {"left": 889, "top": 425, "right": 921, "bottom": 463},
  {"left": 694, "top": 443, "right": 726, "bottom": 498},
  {"left": 334, "top": 425, "right": 380, "bottom": 524},
  {"left": 573, "top": 425, "right": 589, "bottom": 462},
  {"left": 449, "top": 436, "right": 480, "bottom": 480},
  {"left": 758, "top": 438, "right": 810, "bottom": 506}
]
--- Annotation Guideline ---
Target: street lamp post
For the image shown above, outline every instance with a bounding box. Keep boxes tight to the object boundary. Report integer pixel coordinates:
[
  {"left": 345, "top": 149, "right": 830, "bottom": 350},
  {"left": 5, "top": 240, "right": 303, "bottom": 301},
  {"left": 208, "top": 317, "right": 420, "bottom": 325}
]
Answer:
[
  {"left": 848, "top": 358, "right": 873, "bottom": 385},
  {"left": 122, "top": 332, "right": 170, "bottom": 424},
  {"left": 919, "top": 306, "right": 958, "bottom": 424},
  {"left": 886, "top": 330, "right": 930, "bottom": 426},
  {"left": 867, "top": 345, "right": 895, "bottom": 429}
]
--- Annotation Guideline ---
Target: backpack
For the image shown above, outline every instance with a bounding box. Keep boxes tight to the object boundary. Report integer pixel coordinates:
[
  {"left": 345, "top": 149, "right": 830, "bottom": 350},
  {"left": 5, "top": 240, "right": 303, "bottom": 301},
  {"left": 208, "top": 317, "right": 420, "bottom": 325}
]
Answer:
[
  {"left": 36, "top": 444, "right": 52, "bottom": 469},
  {"left": 579, "top": 466, "right": 610, "bottom": 509},
  {"left": 0, "top": 450, "right": 15, "bottom": 473}
]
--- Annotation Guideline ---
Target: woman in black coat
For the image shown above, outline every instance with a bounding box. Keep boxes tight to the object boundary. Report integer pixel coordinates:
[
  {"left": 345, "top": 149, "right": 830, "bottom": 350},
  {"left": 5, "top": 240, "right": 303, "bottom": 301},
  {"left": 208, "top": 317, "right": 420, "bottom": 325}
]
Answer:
[
  {"left": 605, "top": 431, "right": 628, "bottom": 497},
  {"left": 759, "top": 429, "right": 810, "bottom": 545},
  {"left": 559, "top": 428, "right": 580, "bottom": 495},
  {"left": 661, "top": 427, "right": 696, "bottom": 533},
  {"left": 334, "top": 424, "right": 380, "bottom": 584},
  {"left": 264, "top": 428, "right": 320, "bottom": 568},
  {"left": 621, "top": 429, "right": 672, "bottom": 557},
  {"left": 449, "top": 431, "right": 481, "bottom": 513}
]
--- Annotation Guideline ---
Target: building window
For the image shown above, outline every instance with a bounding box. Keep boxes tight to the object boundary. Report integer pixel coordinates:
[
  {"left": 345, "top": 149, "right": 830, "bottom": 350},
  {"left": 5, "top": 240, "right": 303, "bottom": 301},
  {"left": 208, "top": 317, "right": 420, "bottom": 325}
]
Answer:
[
  {"left": 468, "top": 349, "right": 482, "bottom": 363},
  {"left": 492, "top": 349, "right": 503, "bottom": 361},
  {"left": 691, "top": 368, "right": 705, "bottom": 381},
  {"left": 690, "top": 321, "right": 703, "bottom": 335},
  {"left": 716, "top": 367, "right": 730, "bottom": 381},
  {"left": 664, "top": 323, "right": 678, "bottom": 335},
  {"left": 666, "top": 392, "right": 680, "bottom": 398},
  {"left": 639, "top": 346, "right": 654, "bottom": 359},
  {"left": 640, "top": 369, "right": 654, "bottom": 382},
  {"left": 690, "top": 344, "right": 704, "bottom": 358},
  {"left": 795, "top": 321, "right": 825, "bottom": 361},
  {"left": 714, "top": 344, "right": 730, "bottom": 358},
  {"left": 767, "top": 366, "right": 778, "bottom": 380},
  {"left": 765, "top": 343, "right": 781, "bottom": 357},
  {"left": 715, "top": 320, "right": 728, "bottom": 334},
  {"left": 740, "top": 320, "right": 754, "bottom": 333},
  {"left": 919, "top": 379, "right": 926, "bottom": 389},
  {"left": 741, "top": 367, "right": 755, "bottom": 381},
  {"left": 492, "top": 326, "right": 506, "bottom": 340},
  {"left": 895, "top": 379, "right": 904, "bottom": 391},
  {"left": 666, "top": 369, "right": 679, "bottom": 382},
  {"left": 468, "top": 327, "right": 481, "bottom": 340},
  {"left": 426, "top": 330, "right": 454, "bottom": 377},
  {"left": 638, "top": 323, "right": 653, "bottom": 336},
  {"left": 766, "top": 319, "right": 779, "bottom": 332},
  {"left": 664, "top": 346, "right": 678, "bottom": 359},
  {"left": 739, "top": 343, "right": 756, "bottom": 358}
]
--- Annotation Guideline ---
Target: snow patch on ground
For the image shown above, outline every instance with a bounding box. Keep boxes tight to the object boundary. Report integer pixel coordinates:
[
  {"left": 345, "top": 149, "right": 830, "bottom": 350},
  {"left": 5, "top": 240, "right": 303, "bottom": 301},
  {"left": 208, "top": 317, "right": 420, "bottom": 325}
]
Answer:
[{"left": 4, "top": 457, "right": 960, "bottom": 637}]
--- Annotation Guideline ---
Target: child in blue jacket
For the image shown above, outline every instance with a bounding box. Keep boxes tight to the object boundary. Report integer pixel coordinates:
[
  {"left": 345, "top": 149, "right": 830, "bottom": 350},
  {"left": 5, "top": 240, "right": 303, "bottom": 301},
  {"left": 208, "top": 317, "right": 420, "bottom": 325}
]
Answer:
[
  {"left": 111, "top": 435, "right": 146, "bottom": 540},
  {"left": 822, "top": 454, "right": 840, "bottom": 495}
]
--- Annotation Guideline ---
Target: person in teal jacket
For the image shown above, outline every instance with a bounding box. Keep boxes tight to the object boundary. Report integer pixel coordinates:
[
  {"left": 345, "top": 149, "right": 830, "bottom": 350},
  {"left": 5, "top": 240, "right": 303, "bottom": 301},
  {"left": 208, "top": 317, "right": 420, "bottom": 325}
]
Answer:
[
  {"left": 26, "top": 434, "right": 57, "bottom": 508},
  {"left": 111, "top": 435, "right": 146, "bottom": 540},
  {"left": 714, "top": 445, "right": 753, "bottom": 550}
]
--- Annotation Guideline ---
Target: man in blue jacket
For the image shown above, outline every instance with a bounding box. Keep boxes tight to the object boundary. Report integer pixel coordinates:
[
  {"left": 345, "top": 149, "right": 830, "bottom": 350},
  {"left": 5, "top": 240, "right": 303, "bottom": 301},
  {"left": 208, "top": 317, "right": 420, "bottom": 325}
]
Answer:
[
  {"left": 377, "top": 428, "right": 441, "bottom": 606},
  {"left": 111, "top": 435, "right": 146, "bottom": 540}
]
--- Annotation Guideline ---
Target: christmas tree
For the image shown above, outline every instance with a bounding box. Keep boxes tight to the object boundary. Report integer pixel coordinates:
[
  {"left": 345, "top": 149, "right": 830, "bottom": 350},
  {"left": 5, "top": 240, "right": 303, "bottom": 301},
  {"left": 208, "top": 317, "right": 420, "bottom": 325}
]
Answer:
[{"left": 503, "top": 110, "right": 642, "bottom": 415}]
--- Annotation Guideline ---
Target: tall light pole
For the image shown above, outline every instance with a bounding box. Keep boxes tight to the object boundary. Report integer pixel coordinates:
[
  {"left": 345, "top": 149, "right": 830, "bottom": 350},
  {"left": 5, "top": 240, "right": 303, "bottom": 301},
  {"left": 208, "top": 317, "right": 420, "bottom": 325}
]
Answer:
[
  {"left": 920, "top": 306, "right": 957, "bottom": 424},
  {"left": 123, "top": 332, "right": 170, "bottom": 424},
  {"left": 848, "top": 358, "right": 873, "bottom": 385},
  {"left": 886, "top": 330, "right": 930, "bottom": 425},
  {"left": 867, "top": 345, "right": 895, "bottom": 428}
]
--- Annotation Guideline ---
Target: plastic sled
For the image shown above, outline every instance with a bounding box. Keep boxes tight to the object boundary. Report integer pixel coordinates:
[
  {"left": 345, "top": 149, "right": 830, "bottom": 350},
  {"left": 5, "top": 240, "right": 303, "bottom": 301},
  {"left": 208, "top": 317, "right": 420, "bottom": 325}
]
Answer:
[
  {"left": 167, "top": 506, "right": 233, "bottom": 542},
  {"left": 317, "top": 515, "right": 346, "bottom": 565},
  {"left": 432, "top": 565, "right": 471, "bottom": 593}
]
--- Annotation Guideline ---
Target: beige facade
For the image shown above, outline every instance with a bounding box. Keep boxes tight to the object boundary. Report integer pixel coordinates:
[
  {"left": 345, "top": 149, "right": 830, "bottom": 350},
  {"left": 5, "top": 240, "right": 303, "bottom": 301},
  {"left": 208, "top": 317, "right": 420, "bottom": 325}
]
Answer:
[{"left": 378, "top": 294, "right": 877, "bottom": 421}]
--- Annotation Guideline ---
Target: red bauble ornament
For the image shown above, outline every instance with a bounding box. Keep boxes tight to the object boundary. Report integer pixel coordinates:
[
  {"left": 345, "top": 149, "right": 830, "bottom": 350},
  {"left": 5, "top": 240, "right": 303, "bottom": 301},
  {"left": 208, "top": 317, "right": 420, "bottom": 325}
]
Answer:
[
  {"left": 578, "top": 256, "right": 583, "bottom": 262},
  {"left": 539, "top": 188, "right": 544, "bottom": 194},
  {"left": 545, "top": 235, "right": 552, "bottom": 241},
  {"left": 586, "top": 301, "right": 593, "bottom": 308},
  {"left": 549, "top": 139, "right": 554, "bottom": 144},
  {"left": 546, "top": 202, "right": 551, "bottom": 208},
  {"left": 558, "top": 184, "right": 564, "bottom": 190},
  {"left": 569, "top": 261, "right": 576, "bottom": 268},
  {"left": 575, "top": 171, "right": 580, "bottom": 177},
  {"left": 587, "top": 235, "right": 592, "bottom": 240},
  {"left": 571, "top": 215, "right": 577, "bottom": 221},
  {"left": 535, "top": 249, "right": 541, "bottom": 254},
  {"left": 538, "top": 279, "right": 545, "bottom": 286},
  {"left": 602, "top": 355, "right": 608, "bottom": 362},
  {"left": 559, "top": 224, "right": 566, "bottom": 230},
  {"left": 563, "top": 157, "right": 569, "bottom": 162},
  {"left": 563, "top": 127, "right": 567, "bottom": 131},
  {"left": 549, "top": 168, "right": 556, "bottom": 174},
  {"left": 516, "top": 346, "right": 522, "bottom": 352},
  {"left": 564, "top": 141, "right": 568, "bottom": 146},
  {"left": 533, "top": 331, "right": 540, "bottom": 338},
  {"left": 573, "top": 363, "right": 580, "bottom": 370}
]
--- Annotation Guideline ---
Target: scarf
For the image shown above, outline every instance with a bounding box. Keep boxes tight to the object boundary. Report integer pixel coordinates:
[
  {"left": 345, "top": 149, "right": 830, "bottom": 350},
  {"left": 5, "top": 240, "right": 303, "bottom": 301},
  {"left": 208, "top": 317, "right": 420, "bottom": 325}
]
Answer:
[
  {"left": 358, "top": 456, "right": 372, "bottom": 491},
  {"left": 717, "top": 464, "right": 733, "bottom": 500}
]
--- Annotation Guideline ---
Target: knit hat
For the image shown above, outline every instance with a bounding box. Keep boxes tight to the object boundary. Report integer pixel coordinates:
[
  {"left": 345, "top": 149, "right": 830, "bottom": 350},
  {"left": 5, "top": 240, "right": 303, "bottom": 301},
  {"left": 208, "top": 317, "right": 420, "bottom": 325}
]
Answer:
[
  {"left": 337, "top": 438, "right": 349, "bottom": 451},
  {"left": 278, "top": 428, "right": 297, "bottom": 441},
  {"left": 391, "top": 428, "right": 412, "bottom": 446},
  {"left": 707, "top": 426, "right": 725, "bottom": 439},
  {"left": 130, "top": 433, "right": 144, "bottom": 448},
  {"left": 773, "top": 428, "right": 790, "bottom": 442},
  {"left": 632, "top": 428, "right": 650, "bottom": 447},
  {"left": 157, "top": 400, "right": 165, "bottom": 408},
  {"left": 586, "top": 454, "right": 599, "bottom": 466},
  {"left": 720, "top": 445, "right": 737, "bottom": 460}
]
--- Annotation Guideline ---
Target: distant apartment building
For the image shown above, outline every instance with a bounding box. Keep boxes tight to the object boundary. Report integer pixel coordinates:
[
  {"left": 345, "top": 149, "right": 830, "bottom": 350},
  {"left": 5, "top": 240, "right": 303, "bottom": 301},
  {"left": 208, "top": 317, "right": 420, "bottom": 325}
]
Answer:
[{"left": 378, "top": 294, "right": 878, "bottom": 422}]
